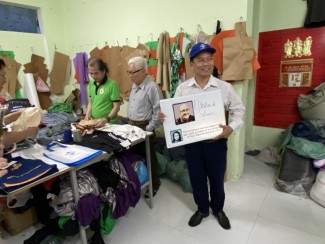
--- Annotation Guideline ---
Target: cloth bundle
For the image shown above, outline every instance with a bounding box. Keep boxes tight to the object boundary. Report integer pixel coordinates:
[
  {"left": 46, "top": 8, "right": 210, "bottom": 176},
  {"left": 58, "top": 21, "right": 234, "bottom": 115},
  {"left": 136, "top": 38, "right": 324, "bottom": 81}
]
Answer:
[{"left": 12, "top": 107, "right": 42, "bottom": 131}]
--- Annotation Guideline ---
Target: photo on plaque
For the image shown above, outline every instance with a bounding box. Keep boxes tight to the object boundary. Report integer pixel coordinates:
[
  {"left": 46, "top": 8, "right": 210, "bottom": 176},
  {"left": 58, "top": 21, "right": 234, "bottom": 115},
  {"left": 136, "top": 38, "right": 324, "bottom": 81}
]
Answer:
[
  {"left": 160, "top": 90, "right": 226, "bottom": 148},
  {"left": 170, "top": 129, "right": 183, "bottom": 143},
  {"left": 173, "top": 101, "right": 195, "bottom": 125}
]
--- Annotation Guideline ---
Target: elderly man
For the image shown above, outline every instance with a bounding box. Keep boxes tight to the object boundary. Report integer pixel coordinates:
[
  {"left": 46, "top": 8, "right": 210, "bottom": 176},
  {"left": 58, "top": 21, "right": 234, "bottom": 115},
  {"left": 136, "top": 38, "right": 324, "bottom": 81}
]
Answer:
[
  {"left": 176, "top": 103, "right": 195, "bottom": 125},
  {"left": 127, "top": 56, "right": 163, "bottom": 197}
]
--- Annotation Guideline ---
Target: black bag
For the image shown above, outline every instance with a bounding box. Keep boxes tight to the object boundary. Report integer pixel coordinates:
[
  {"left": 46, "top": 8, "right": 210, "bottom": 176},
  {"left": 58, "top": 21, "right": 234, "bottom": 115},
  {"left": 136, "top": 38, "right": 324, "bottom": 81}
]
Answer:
[
  {"left": 275, "top": 148, "right": 316, "bottom": 198},
  {"left": 1, "top": 98, "right": 32, "bottom": 115}
]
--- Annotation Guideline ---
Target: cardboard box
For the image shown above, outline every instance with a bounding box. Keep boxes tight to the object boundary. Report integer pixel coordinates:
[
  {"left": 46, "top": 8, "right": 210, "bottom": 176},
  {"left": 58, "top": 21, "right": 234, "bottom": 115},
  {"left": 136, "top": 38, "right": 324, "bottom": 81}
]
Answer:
[{"left": 1, "top": 206, "right": 38, "bottom": 235}]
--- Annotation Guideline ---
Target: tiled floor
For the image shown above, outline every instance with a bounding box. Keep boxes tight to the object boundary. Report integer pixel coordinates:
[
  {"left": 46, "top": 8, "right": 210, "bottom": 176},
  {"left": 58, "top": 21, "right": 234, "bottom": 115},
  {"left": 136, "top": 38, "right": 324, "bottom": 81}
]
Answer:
[{"left": 2, "top": 155, "right": 325, "bottom": 244}]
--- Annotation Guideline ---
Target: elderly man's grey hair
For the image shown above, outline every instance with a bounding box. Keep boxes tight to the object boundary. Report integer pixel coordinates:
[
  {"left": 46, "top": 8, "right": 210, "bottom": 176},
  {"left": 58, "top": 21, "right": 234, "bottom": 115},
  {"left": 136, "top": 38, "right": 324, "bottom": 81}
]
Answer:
[
  {"left": 179, "top": 103, "right": 189, "bottom": 112},
  {"left": 128, "top": 56, "right": 148, "bottom": 72}
]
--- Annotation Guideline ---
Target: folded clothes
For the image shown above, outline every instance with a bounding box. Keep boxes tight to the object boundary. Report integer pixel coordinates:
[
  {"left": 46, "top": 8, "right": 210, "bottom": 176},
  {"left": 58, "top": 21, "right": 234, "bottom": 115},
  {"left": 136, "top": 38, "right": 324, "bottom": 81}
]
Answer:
[{"left": 0, "top": 157, "right": 58, "bottom": 192}]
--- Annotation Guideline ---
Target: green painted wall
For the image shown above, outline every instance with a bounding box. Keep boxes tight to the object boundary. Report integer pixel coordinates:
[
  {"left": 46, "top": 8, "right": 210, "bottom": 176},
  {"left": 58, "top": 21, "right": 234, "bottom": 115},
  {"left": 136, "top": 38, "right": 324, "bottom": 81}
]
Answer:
[{"left": 0, "top": 0, "right": 310, "bottom": 180}]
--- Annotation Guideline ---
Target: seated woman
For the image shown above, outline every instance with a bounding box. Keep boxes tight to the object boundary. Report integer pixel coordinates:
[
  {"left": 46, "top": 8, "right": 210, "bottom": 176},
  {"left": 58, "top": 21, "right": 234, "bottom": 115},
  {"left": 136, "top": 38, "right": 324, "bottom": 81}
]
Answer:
[
  {"left": 0, "top": 143, "right": 8, "bottom": 178},
  {"left": 0, "top": 157, "right": 8, "bottom": 178},
  {"left": 2, "top": 110, "right": 38, "bottom": 147},
  {"left": 0, "top": 59, "right": 38, "bottom": 147}
]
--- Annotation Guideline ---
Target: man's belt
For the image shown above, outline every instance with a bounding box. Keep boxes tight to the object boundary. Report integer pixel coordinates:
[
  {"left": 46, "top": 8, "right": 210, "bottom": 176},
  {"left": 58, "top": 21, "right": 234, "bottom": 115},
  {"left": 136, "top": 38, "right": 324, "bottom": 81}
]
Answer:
[
  {"left": 202, "top": 139, "right": 217, "bottom": 143},
  {"left": 128, "top": 120, "right": 150, "bottom": 126},
  {"left": 202, "top": 138, "right": 227, "bottom": 143}
]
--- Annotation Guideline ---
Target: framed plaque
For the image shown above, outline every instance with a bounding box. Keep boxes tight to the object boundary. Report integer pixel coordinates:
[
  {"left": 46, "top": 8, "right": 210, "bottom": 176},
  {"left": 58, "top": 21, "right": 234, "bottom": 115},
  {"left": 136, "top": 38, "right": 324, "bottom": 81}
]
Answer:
[
  {"left": 160, "top": 90, "right": 226, "bottom": 148},
  {"left": 280, "top": 59, "right": 313, "bottom": 87}
]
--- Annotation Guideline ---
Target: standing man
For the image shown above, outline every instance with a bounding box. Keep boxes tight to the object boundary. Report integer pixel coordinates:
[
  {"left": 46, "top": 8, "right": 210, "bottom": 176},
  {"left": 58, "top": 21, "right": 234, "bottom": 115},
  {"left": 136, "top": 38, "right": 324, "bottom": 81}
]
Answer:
[
  {"left": 161, "top": 42, "right": 245, "bottom": 229},
  {"left": 85, "top": 57, "right": 120, "bottom": 127},
  {"left": 127, "top": 56, "right": 163, "bottom": 197}
]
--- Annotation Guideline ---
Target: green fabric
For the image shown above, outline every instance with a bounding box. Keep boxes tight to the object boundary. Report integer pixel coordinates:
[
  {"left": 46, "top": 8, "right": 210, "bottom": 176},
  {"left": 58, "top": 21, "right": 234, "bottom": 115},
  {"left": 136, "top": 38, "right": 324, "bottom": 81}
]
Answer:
[
  {"left": 48, "top": 103, "right": 73, "bottom": 113},
  {"left": 166, "top": 159, "right": 192, "bottom": 193},
  {"left": 88, "top": 77, "right": 120, "bottom": 123},
  {"left": 276, "top": 124, "right": 325, "bottom": 159},
  {"left": 156, "top": 151, "right": 169, "bottom": 175},
  {"left": 276, "top": 124, "right": 293, "bottom": 150},
  {"left": 15, "top": 89, "right": 23, "bottom": 98},
  {"left": 166, "top": 159, "right": 187, "bottom": 182},
  {"left": 169, "top": 37, "right": 183, "bottom": 98},
  {"left": 0, "top": 51, "right": 15, "bottom": 59},
  {"left": 286, "top": 136, "right": 325, "bottom": 159},
  {"left": 100, "top": 203, "right": 116, "bottom": 235},
  {"left": 58, "top": 216, "right": 71, "bottom": 229},
  {"left": 145, "top": 41, "right": 158, "bottom": 51},
  {"left": 177, "top": 170, "right": 192, "bottom": 193},
  {"left": 148, "top": 58, "right": 158, "bottom": 66}
]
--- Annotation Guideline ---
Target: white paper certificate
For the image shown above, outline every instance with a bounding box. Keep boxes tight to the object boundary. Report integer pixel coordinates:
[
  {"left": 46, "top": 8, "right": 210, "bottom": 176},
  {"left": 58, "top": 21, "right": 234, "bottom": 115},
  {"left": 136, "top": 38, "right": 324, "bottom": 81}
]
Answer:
[{"left": 160, "top": 90, "right": 226, "bottom": 148}]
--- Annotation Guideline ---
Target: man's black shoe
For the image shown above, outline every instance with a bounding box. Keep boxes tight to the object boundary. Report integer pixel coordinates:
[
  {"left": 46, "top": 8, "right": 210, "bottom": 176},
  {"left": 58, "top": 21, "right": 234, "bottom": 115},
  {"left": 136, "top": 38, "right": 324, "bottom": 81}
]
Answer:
[
  {"left": 188, "top": 211, "right": 209, "bottom": 227},
  {"left": 144, "top": 187, "right": 159, "bottom": 198},
  {"left": 214, "top": 211, "right": 231, "bottom": 229}
]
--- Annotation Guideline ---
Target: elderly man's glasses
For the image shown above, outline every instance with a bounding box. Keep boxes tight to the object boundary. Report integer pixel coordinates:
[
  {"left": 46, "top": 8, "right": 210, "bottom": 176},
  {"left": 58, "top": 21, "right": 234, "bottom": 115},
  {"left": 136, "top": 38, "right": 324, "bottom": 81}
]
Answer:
[
  {"left": 126, "top": 69, "right": 143, "bottom": 76},
  {"left": 180, "top": 108, "right": 189, "bottom": 113}
]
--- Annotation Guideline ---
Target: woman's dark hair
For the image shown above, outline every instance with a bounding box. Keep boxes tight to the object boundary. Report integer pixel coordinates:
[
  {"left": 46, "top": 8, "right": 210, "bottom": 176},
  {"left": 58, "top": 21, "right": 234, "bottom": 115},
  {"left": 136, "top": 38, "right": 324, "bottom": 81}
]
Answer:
[
  {"left": 0, "top": 59, "right": 6, "bottom": 69},
  {"left": 172, "top": 131, "right": 181, "bottom": 142},
  {"left": 87, "top": 57, "right": 109, "bottom": 74}
]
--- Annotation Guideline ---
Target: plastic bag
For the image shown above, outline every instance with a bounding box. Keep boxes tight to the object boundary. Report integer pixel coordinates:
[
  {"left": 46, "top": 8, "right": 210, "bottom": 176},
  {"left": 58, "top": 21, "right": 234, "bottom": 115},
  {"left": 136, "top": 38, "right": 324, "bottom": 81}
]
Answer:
[
  {"left": 36, "top": 77, "right": 50, "bottom": 93},
  {"left": 177, "top": 170, "right": 192, "bottom": 193},
  {"left": 156, "top": 151, "right": 169, "bottom": 175},
  {"left": 274, "top": 148, "right": 316, "bottom": 198},
  {"left": 310, "top": 170, "right": 325, "bottom": 207},
  {"left": 297, "top": 81, "right": 325, "bottom": 120},
  {"left": 166, "top": 159, "right": 187, "bottom": 182},
  {"left": 133, "top": 160, "right": 148, "bottom": 185}
]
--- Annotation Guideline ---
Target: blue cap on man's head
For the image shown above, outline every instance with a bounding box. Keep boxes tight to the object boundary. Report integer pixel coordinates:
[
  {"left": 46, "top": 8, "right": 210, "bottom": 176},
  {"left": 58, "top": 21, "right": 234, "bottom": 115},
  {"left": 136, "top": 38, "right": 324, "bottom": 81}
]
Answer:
[{"left": 189, "top": 42, "right": 216, "bottom": 59}]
